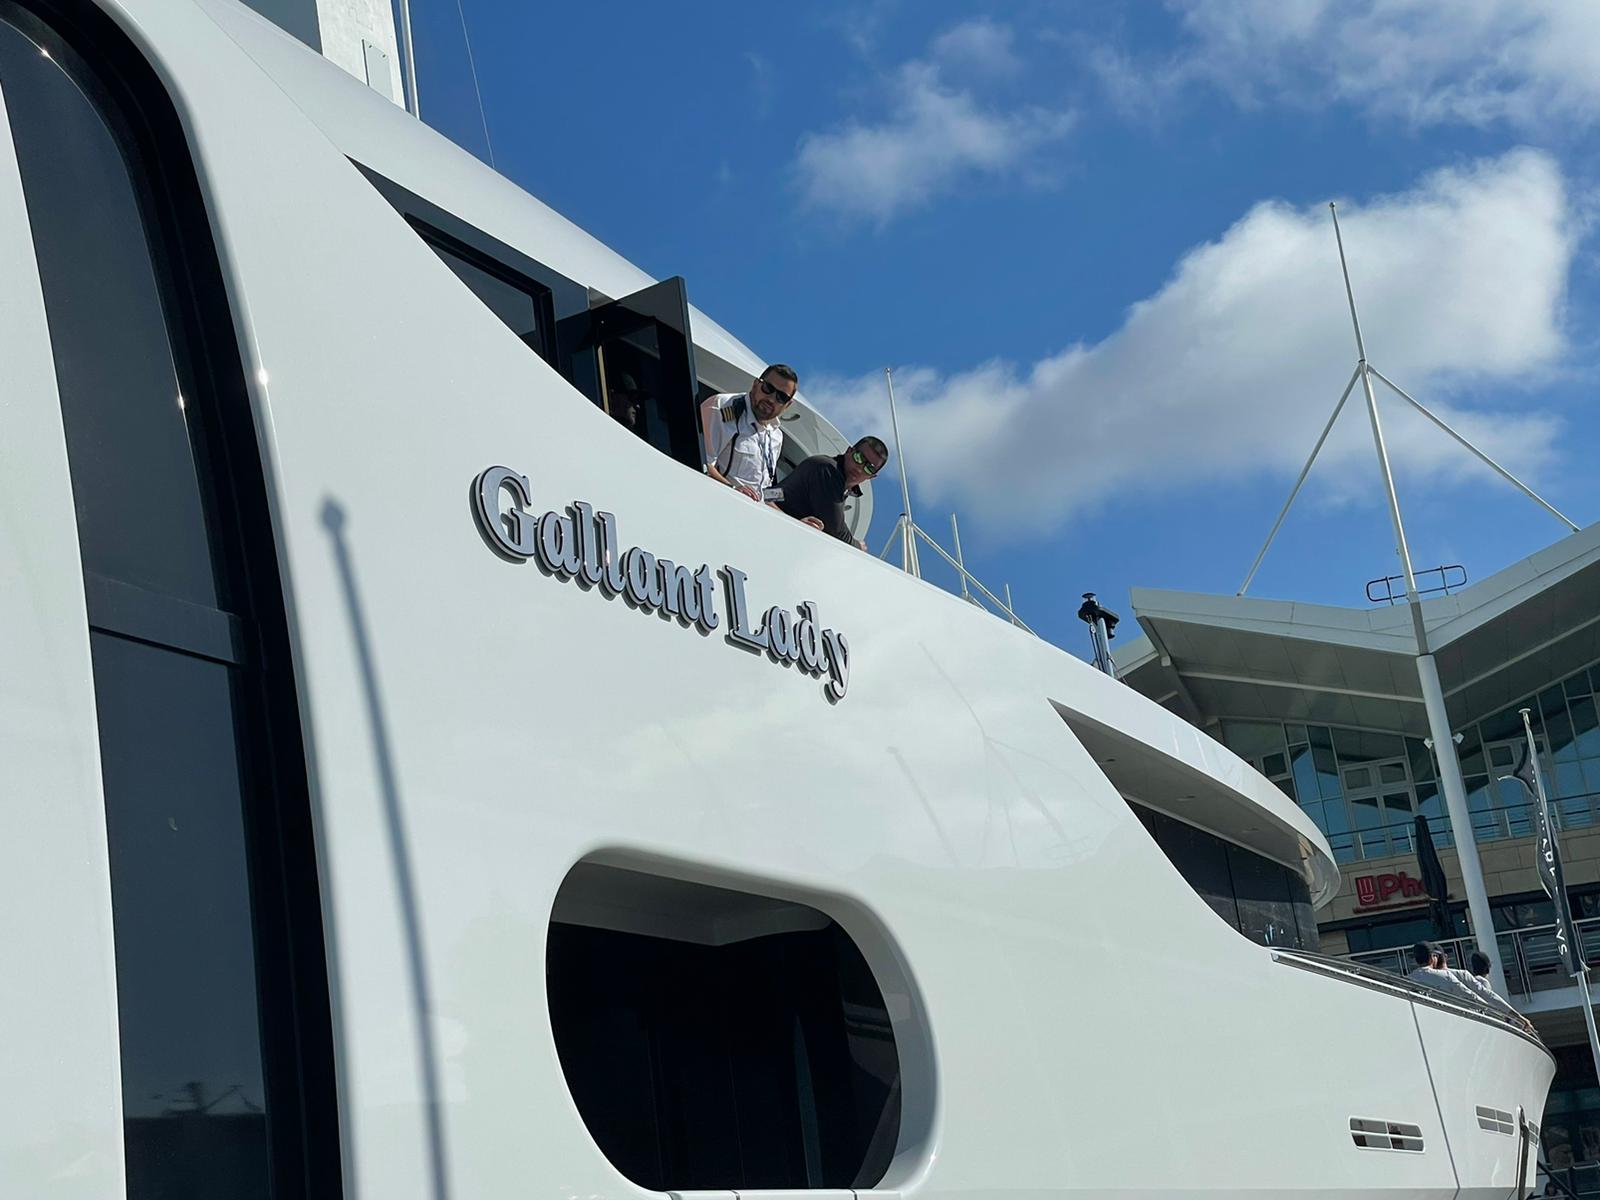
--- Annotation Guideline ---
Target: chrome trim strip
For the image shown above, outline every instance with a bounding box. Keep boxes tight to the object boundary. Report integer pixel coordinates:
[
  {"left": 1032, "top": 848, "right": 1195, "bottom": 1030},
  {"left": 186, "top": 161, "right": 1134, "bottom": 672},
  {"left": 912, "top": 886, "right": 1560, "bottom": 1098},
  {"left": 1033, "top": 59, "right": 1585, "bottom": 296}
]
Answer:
[{"left": 1272, "top": 949, "right": 1553, "bottom": 1060}]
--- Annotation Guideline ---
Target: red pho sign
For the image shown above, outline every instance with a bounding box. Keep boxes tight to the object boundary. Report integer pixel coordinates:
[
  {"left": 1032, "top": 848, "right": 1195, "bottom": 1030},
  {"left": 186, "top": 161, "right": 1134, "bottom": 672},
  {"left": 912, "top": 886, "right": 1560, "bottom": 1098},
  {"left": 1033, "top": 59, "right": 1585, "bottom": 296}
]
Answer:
[{"left": 1355, "top": 870, "right": 1426, "bottom": 908}]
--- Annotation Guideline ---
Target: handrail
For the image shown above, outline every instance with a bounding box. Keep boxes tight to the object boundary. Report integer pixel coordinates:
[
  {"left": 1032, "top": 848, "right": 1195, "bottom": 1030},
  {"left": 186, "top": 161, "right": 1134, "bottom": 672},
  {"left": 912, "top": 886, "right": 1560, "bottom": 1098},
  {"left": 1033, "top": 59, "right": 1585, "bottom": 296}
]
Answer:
[
  {"left": 876, "top": 512, "right": 1038, "bottom": 634},
  {"left": 1346, "top": 914, "right": 1600, "bottom": 999},
  {"left": 909, "top": 523, "right": 1037, "bottom": 635},
  {"left": 1273, "top": 948, "right": 1550, "bottom": 1052},
  {"left": 1365, "top": 563, "right": 1467, "bottom": 605}
]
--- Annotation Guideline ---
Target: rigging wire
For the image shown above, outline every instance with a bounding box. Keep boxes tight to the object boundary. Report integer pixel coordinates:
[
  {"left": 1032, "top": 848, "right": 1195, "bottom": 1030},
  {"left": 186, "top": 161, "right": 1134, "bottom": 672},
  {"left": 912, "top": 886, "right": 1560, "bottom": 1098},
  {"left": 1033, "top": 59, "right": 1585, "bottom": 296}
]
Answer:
[{"left": 454, "top": 0, "right": 496, "bottom": 168}]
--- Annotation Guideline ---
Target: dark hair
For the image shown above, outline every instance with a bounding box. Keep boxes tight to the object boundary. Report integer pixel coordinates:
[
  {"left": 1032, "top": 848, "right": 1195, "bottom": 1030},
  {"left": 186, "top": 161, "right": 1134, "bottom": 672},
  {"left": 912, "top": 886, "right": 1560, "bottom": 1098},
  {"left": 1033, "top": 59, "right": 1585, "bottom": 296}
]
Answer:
[
  {"left": 762, "top": 363, "right": 798, "bottom": 388},
  {"left": 854, "top": 435, "right": 889, "bottom": 460},
  {"left": 1469, "top": 950, "right": 1491, "bottom": 976},
  {"left": 1411, "top": 942, "right": 1434, "bottom": 967}
]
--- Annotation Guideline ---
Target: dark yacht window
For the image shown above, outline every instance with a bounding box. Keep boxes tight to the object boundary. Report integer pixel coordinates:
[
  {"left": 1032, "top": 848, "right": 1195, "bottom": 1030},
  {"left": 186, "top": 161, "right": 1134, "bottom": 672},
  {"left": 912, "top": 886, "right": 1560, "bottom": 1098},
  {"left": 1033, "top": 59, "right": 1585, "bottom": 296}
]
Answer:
[
  {"left": 547, "top": 864, "right": 902, "bottom": 1191},
  {"left": 1134, "top": 804, "right": 1320, "bottom": 951},
  {"left": 357, "top": 166, "right": 709, "bottom": 471},
  {"left": 2, "top": 12, "right": 220, "bottom": 608},
  {"left": 416, "top": 221, "right": 553, "bottom": 359},
  {"left": 1, "top": 5, "right": 337, "bottom": 1196}
]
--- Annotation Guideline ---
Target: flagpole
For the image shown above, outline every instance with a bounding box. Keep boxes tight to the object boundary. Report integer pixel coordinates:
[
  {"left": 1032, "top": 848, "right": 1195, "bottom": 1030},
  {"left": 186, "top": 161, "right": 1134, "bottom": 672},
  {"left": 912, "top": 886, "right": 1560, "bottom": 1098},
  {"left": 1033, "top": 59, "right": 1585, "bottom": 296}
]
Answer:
[
  {"left": 884, "top": 368, "right": 920, "bottom": 577},
  {"left": 1521, "top": 706, "right": 1600, "bottom": 1081}
]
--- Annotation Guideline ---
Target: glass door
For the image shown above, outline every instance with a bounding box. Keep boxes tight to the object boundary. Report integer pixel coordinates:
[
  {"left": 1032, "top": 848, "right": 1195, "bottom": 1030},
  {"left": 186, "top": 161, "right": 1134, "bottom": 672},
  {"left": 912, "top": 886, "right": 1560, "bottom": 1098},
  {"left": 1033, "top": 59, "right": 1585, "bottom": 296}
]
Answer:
[{"left": 582, "top": 276, "right": 703, "bottom": 470}]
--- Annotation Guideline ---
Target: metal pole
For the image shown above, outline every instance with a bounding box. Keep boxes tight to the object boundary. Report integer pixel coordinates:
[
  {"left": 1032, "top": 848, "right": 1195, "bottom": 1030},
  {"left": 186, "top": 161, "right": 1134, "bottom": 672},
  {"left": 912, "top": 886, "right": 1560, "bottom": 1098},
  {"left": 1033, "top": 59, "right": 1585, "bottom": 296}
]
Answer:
[
  {"left": 1332, "top": 204, "right": 1506, "bottom": 994},
  {"left": 884, "top": 368, "right": 920, "bottom": 577},
  {"left": 876, "top": 513, "right": 905, "bottom": 561},
  {"left": 1521, "top": 707, "right": 1600, "bottom": 1082},
  {"left": 1238, "top": 365, "right": 1362, "bottom": 595},
  {"left": 1367, "top": 366, "right": 1579, "bottom": 533},
  {"left": 950, "top": 514, "right": 971, "bottom": 600},
  {"left": 396, "top": 0, "right": 421, "bottom": 117},
  {"left": 1577, "top": 973, "right": 1600, "bottom": 1097},
  {"left": 1004, "top": 583, "right": 1018, "bottom": 626}
]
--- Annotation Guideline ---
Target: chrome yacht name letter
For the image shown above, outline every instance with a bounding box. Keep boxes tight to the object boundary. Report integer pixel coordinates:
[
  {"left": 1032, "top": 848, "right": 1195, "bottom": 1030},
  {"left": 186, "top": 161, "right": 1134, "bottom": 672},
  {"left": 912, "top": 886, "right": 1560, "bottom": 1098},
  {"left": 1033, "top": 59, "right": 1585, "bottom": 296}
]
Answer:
[
  {"left": 472, "top": 467, "right": 848, "bottom": 699},
  {"left": 474, "top": 466, "right": 536, "bottom": 559}
]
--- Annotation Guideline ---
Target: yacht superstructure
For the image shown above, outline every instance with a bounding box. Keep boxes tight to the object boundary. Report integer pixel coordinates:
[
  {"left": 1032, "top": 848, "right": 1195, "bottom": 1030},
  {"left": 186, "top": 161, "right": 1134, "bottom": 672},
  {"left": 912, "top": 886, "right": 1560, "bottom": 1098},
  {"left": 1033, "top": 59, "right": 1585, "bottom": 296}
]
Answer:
[{"left": 1, "top": 1, "right": 1552, "bottom": 1197}]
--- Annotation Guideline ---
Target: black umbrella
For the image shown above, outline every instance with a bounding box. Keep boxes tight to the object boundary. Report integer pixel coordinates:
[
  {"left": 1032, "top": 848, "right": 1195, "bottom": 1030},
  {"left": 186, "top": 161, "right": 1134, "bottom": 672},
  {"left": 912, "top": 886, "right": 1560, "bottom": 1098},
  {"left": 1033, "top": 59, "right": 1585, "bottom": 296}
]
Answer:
[{"left": 1415, "top": 814, "right": 1452, "bottom": 940}]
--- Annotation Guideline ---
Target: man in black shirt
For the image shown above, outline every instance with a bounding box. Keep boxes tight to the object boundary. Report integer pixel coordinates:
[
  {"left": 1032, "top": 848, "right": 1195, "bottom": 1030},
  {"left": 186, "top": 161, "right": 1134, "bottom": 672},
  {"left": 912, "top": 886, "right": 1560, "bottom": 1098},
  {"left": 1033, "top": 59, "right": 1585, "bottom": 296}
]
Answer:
[{"left": 775, "top": 436, "right": 888, "bottom": 548}]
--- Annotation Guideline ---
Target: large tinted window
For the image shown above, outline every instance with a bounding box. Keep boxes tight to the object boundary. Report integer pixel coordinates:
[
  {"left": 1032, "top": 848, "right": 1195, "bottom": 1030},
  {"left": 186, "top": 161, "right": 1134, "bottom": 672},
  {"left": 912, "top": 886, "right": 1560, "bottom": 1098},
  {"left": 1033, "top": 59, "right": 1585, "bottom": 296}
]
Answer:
[
  {"left": 1, "top": 6, "right": 335, "bottom": 1196},
  {"left": 1, "top": 15, "right": 220, "bottom": 608},
  {"left": 93, "top": 633, "right": 270, "bottom": 1196},
  {"left": 1135, "top": 804, "right": 1319, "bottom": 950}
]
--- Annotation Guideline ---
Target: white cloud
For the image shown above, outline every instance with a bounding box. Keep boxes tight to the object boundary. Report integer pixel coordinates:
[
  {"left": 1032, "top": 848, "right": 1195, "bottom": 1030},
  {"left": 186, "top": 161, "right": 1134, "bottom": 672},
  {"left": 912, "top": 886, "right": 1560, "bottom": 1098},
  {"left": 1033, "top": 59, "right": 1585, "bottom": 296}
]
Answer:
[
  {"left": 1171, "top": 0, "right": 1600, "bottom": 129},
  {"left": 930, "top": 18, "right": 1021, "bottom": 77},
  {"left": 810, "top": 149, "right": 1574, "bottom": 536},
  {"left": 795, "top": 25, "right": 1072, "bottom": 224}
]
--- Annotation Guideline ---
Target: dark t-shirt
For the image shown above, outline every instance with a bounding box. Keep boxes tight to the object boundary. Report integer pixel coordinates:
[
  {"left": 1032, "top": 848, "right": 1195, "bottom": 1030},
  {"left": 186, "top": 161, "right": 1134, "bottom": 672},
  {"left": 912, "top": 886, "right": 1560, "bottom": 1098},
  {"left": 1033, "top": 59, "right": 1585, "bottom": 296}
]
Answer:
[{"left": 776, "top": 454, "right": 851, "bottom": 541}]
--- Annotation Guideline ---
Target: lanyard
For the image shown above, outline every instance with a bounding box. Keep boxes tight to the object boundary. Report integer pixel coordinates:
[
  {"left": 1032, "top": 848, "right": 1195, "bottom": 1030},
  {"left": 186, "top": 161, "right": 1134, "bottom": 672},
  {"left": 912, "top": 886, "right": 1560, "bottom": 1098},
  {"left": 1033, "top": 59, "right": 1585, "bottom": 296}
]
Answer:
[{"left": 723, "top": 411, "right": 776, "bottom": 482}]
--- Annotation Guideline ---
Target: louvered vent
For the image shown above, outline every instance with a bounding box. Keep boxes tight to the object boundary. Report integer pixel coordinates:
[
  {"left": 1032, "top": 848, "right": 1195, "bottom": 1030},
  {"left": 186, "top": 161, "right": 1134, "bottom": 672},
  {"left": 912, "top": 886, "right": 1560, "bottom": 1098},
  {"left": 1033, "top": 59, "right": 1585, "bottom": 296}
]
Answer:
[
  {"left": 1476, "top": 1106, "right": 1516, "bottom": 1135},
  {"left": 1350, "top": 1117, "right": 1424, "bottom": 1151}
]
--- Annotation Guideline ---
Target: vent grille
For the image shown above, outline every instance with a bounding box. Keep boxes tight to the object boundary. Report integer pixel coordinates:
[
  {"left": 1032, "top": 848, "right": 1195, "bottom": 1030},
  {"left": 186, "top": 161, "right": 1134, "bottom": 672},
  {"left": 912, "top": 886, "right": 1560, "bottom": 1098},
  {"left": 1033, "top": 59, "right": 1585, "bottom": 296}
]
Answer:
[
  {"left": 1350, "top": 1117, "right": 1424, "bottom": 1152},
  {"left": 1476, "top": 1106, "right": 1516, "bottom": 1135}
]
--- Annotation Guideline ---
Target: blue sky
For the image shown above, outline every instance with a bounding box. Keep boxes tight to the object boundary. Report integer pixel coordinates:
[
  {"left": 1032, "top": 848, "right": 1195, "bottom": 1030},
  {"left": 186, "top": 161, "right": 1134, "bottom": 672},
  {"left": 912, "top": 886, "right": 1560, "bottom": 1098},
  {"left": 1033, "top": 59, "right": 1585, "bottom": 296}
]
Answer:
[{"left": 412, "top": 1, "right": 1600, "bottom": 655}]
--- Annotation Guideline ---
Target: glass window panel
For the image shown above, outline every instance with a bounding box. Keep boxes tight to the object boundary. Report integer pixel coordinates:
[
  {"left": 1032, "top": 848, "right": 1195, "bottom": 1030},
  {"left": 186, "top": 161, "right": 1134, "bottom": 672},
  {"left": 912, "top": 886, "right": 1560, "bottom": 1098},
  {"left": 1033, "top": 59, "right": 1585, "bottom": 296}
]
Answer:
[
  {"left": 1480, "top": 708, "right": 1522, "bottom": 745},
  {"left": 1262, "top": 752, "right": 1287, "bottom": 778},
  {"left": 421, "top": 232, "right": 545, "bottom": 351},
  {"left": 1319, "top": 795, "right": 1351, "bottom": 835},
  {"left": 1, "top": 23, "right": 221, "bottom": 607},
  {"left": 1379, "top": 762, "right": 1407, "bottom": 785},
  {"left": 1313, "top": 746, "right": 1340, "bottom": 801},
  {"left": 1493, "top": 899, "right": 1555, "bottom": 931},
  {"left": 1466, "top": 776, "right": 1507, "bottom": 842},
  {"left": 1572, "top": 694, "right": 1600, "bottom": 760},
  {"left": 1286, "top": 724, "right": 1308, "bottom": 745},
  {"left": 1584, "top": 760, "right": 1600, "bottom": 794},
  {"left": 1227, "top": 844, "right": 1298, "bottom": 948},
  {"left": 1556, "top": 764, "right": 1593, "bottom": 827},
  {"left": 91, "top": 633, "right": 269, "bottom": 1196},
  {"left": 1488, "top": 745, "right": 1515, "bottom": 769},
  {"left": 1350, "top": 794, "right": 1386, "bottom": 858},
  {"left": 1567, "top": 671, "right": 1595, "bottom": 701},
  {"left": 1290, "top": 744, "right": 1318, "bottom": 809},
  {"left": 1149, "top": 810, "right": 1240, "bottom": 931},
  {"left": 1334, "top": 728, "right": 1403, "bottom": 764},
  {"left": 1308, "top": 726, "right": 1334, "bottom": 750},
  {"left": 1273, "top": 774, "right": 1297, "bottom": 804},
  {"left": 1221, "top": 721, "right": 1285, "bottom": 761},
  {"left": 1545, "top": 687, "right": 1578, "bottom": 762},
  {"left": 1457, "top": 725, "right": 1485, "bottom": 778},
  {"left": 1406, "top": 737, "right": 1436, "bottom": 783},
  {"left": 1343, "top": 766, "right": 1372, "bottom": 790}
]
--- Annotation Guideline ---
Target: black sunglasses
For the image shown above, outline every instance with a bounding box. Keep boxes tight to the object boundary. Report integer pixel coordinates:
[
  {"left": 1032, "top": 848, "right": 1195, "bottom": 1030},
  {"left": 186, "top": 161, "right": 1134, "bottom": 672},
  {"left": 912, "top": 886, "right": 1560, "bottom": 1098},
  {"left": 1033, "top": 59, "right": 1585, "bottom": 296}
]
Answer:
[
  {"left": 757, "top": 378, "right": 794, "bottom": 403},
  {"left": 851, "top": 447, "right": 883, "bottom": 476}
]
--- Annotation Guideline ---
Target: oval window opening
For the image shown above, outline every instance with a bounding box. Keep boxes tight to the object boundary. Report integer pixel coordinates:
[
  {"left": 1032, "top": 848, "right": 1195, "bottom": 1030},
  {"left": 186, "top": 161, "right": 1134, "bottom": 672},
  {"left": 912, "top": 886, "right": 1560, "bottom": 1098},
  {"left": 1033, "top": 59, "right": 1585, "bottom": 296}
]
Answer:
[{"left": 547, "top": 861, "right": 902, "bottom": 1191}]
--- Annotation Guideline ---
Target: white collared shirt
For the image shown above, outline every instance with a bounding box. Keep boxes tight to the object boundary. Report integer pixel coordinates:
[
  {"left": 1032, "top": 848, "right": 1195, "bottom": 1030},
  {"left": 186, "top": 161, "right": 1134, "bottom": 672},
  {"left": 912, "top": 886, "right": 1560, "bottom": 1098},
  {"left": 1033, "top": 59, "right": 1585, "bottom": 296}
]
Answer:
[{"left": 705, "top": 392, "right": 783, "bottom": 493}]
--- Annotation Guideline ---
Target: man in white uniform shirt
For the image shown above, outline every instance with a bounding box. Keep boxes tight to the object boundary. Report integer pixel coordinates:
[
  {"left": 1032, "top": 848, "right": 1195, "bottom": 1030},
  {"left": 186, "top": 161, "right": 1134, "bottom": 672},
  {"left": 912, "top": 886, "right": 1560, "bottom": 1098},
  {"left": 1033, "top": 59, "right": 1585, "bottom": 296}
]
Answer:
[{"left": 700, "top": 363, "right": 796, "bottom": 500}]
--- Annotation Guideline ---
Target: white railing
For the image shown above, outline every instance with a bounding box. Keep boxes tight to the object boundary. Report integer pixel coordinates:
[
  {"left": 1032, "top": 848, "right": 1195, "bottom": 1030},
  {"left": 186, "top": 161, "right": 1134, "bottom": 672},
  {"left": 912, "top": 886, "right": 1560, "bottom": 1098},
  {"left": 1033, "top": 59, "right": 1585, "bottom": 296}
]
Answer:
[{"left": 876, "top": 513, "right": 1036, "bottom": 636}]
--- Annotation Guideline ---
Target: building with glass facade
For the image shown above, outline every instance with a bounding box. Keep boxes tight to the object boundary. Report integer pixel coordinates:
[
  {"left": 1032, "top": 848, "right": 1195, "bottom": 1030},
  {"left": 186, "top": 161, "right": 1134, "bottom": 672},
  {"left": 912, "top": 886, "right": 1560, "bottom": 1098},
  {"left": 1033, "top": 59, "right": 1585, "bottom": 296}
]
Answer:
[{"left": 1116, "top": 521, "right": 1600, "bottom": 1174}]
